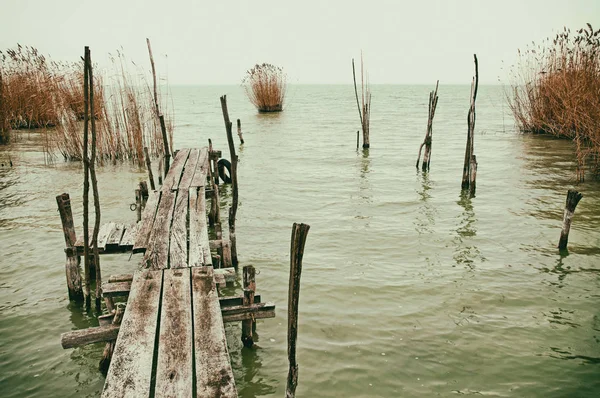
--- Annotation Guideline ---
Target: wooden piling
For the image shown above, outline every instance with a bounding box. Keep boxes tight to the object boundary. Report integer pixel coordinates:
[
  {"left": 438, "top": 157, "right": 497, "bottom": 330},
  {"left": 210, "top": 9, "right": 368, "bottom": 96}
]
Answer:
[
  {"left": 242, "top": 265, "right": 256, "bottom": 347},
  {"left": 82, "top": 46, "right": 92, "bottom": 307},
  {"left": 143, "top": 147, "right": 156, "bottom": 190},
  {"left": 352, "top": 55, "right": 371, "bottom": 149},
  {"left": 416, "top": 81, "right": 439, "bottom": 171},
  {"left": 286, "top": 223, "right": 310, "bottom": 398},
  {"left": 220, "top": 95, "right": 239, "bottom": 268},
  {"left": 99, "top": 303, "right": 125, "bottom": 374},
  {"left": 209, "top": 139, "right": 219, "bottom": 185},
  {"left": 558, "top": 190, "right": 583, "bottom": 250},
  {"left": 135, "top": 189, "right": 142, "bottom": 222},
  {"left": 236, "top": 119, "right": 245, "bottom": 144},
  {"left": 0, "top": 67, "right": 8, "bottom": 144},
  {"left": 56, "top": 193, "right": 83, "bottom": 301},
  {"left": 461, "top": 54, "right": 479, "bottom": 196}
]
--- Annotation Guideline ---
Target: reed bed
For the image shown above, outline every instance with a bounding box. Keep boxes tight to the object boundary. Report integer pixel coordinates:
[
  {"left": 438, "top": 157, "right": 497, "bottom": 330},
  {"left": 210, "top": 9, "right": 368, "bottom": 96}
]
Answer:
[
  {"left": 243, "top": 63, "right": 286, "bottom": 112},
  {"left": 508, "top": 24, "right": 600, "bottom": 179}
]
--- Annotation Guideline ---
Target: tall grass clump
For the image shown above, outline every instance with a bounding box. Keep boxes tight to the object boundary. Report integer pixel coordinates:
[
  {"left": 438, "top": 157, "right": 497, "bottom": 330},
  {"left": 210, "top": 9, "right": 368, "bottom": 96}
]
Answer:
[
  {"left": 243, "top": 63, "right": 286, "bottom": 112},
  {"left": 508, "top": 23, "right": 600, "bottom": 179}
]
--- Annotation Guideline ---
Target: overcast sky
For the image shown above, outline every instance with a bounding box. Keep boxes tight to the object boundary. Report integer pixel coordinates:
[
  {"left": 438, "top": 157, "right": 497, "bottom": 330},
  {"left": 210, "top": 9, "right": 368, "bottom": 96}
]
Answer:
[{"left": 1, "top": 0, "right": 598, "bottom": 85}]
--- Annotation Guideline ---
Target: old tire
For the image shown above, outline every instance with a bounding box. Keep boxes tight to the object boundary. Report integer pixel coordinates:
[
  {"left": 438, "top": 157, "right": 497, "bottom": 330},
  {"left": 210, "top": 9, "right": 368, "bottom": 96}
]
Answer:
[{"left": 217, "top": 158, "right": 232, "bottom": 183}]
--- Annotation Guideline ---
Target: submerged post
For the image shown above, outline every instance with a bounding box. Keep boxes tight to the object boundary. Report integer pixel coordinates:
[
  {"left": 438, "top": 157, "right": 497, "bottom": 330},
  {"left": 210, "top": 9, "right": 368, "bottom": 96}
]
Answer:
[
  {"left": 242, "top": 265, "right": 256, "bottom": 348},
  {"left": 220, "top": 95, "right": 239, "bottom": 267},
  {"left": 461, "top": 54, "right": 479, "bottom": 196},
  {"left": 56, "top": 193, "right": 83, "bottom": 301},
  {"left": 286, "top": 223, "right": 310, "bottom": 398},
  {"left": 143, "top": 147, "right": 156, "bottom": 190},
  {"left": 416, "top": 81, "right": 439, "bottom": 171},
  {"left": 99, "top": 303, "right": 124, "bottom": 374},
  {"left": 237, "top": 119, "right": 245, "bottom": 144},
  {"left": 558, "top": 190, "right": 583, "bottom": 250}
]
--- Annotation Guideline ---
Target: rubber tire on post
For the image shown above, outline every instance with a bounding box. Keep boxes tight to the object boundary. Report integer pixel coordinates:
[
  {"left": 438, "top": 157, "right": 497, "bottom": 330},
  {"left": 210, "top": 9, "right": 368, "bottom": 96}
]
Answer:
[{"left": 217, "top": 158, "right": 232, "bottom": 183}]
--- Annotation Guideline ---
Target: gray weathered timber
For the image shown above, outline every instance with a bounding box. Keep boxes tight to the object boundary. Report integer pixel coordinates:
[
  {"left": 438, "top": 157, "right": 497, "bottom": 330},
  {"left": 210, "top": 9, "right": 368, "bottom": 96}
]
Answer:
[
  {"left": 132, "top": 190, "right": 161, "bottom": 253},
  {"left": 222, "top": 309, "right": 276, "bottom": 323},
  {"left": 177, "top": 148, "right": 200, "bottom": 191},
  {"left": 558, "top": 190, "right": 583, "bottom": 250},
  {"left": 190, "top": 148, "right": 209, "bottom": 188},
  {"left": 102, "top": 270, "right": 163, "bottom": 398},
  {"left": 96, "top": 222, "right": 114, "bottom": 252},
  {"left": 119, "top": 223, "right": 138, "bottom": 249},
  {"left": 108, "top": 273, "right": 134, "bottom": 283},
  {"left": 189, "top": 188, "right": 211, "bottom": 267},
  {"left": 61, "top": 324, "right": 120, "bottom": 348},
  {"left": 242, "top": 265, "right": 256, "bottom": 347},
  {"left": 169, "top": 190, "right": 188, "bottom": 268},
  {"left": 102, "top": 281, "right": 132, "bottom": 298},
  {"left": 155, "top": 268, "right": 193, "bottom": 398},
  {"left": 191, "top": 267, "right": 237, "bottom": 397},
  {"left": 214, "top": 267, "right": 236, "bottom": 283},
  {"left": 56, "top": 193, "right": 83, "bottom": 301},
  {"left": 142, "top": 190, "right": 176, "bottom": 269},
  {"left": 106, "top": 223, "right": 125, "bottom": 249},
  {"left": 162, "top": 148, "right": 191, "bottom": 191}
]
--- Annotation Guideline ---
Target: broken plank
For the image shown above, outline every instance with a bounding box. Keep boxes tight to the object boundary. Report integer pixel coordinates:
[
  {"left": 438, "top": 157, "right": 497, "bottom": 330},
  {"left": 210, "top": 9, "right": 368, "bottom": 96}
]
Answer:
[
  {"left": 108, "top": 274, "right": 133, "bottom": 283},
  {"left": 169, "top": 190, "right": 188, "bottom": 269},
  {"left": 191, "top": 267, "right": 237, "bottom": 397},
  {"left": 220, "top": 302, "right": 276, "bottom": 321},
  {"left": 102, "top": 281, "right": 131, "bottom": 298},
  {"left": 106, "top": 223, "right": 125, "bottom": 250},
  {"left": 141, "top": 190, "right": 175, "bottom": 269},
  {"left": 119, "top": 222, "right": 138, "bottom": 249},
  {"left": 222, "top": 309, "right": 276, "bottom": 323},
  {"left": 132, "top": 191, "right": 161, "bottom": 253},
  {"left": 61, "top": 325, "right": 120, "bottom": 348},
  {"left": 155, "top": 268, "right": 193, "bottom": 398},
  {"left": 190, "top": 147, "right": 209, "bottom": 188},
  {"left": 96, "top": 222, "right": 115, "bottom": 252},
  {"left": 74, "top": 228, "right": 93, "bottom": 250},
  {"left": 162, "top": 148, "right": 191, "bottom": 192},
  {"left": 101, "top": 270, "right": 163, "bottom": 398},
  {"left": 177, "top": 148, "right": 201, "bottom": 191},
  {"left": 219, "top": 294, "right": 262, "bottom": 308},
  {"left": 189, "top": 187, "right": 211, "bottom": 267}
]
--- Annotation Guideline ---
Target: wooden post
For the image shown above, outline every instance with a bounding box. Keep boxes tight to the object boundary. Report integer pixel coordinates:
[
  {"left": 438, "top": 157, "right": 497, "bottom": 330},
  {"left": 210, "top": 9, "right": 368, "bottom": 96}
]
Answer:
[
  {"left": 558, "top": 190, "right": 583, "bottom": 250},
  {"left": 286, "top": 223, "right": 310, "bottom": 398},
  {"left": 147, "top": 39, "right": 170, "bottom": 176},
  {"left": 56, "top": 193, "right": 83, "bottom": 301},
  {"left": 469, "top": 155, "right": 477, "bottom": 195},
  {"left": 143, "top": 147, "right": 156, "bottom": 190},
  {"left": 139, "top": 181, "right": 149, "bottom": 208},
  {"left": 220, "top": 95, "right": 239, "bottom": 268},
  {"left": 209, "top": 139, "right": 219, "bottom": 185},
  {"left": 356, "top": 130, "right": 359, "bottom": 150},
  {"left": 241, "top": 265, "right": 256, "bottom": 347},
  {"left": 135, "top": 189, "right": 142, "bottom": 222},
  {"left": 416, "top": 81, "right": 439, "bottom": 171},
  {"left": 461, "top": 54, "right": 479, "bottom": 192},
  {"left": 87, "top": 47, "right": 103, "bottom": 312},
  {"left": 99, "top": 303, "right": 125, "bottom": 374},
  {"left": 157, "top": 155, "right": 163, "bottom": 186},
  {"left": 0, "top": 66, "right": 8, "bottom": 144},
  {"left": 159, "top": 115, "right": 170, "bottom": 175},
  {"left": 236, "top": 119, "right": 245, "bottom": 144},
  {"left": 82, "top": 46, "right": 91, "bottom": 308}
]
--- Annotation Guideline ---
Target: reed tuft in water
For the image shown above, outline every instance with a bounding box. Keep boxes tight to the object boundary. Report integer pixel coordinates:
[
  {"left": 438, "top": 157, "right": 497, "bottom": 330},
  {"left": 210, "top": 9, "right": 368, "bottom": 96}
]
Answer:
[
  {"left": 243, "top": 63, "right": 286, "bottom": 112},
  {"left": 508, "top": 24, "right": 600, "bottom": 179}
]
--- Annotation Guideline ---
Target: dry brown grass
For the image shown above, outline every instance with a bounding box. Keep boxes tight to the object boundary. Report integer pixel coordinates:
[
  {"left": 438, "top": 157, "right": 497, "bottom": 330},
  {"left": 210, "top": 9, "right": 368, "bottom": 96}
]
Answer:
[
  {"left": 508, "top": 24, "right": 600, "bottom": 179},
  {"left": 243, "top": 63, "right": 286, "bottom": 112}
]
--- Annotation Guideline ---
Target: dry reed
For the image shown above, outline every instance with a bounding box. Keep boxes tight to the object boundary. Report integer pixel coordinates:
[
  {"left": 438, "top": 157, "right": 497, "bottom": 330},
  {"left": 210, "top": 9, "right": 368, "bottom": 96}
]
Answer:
[
  {"left": 507, "top": 24, "right": 600, "bottom": 179},
  {"left": 243, "top": 63, "right": 286, "bottom": 112}
]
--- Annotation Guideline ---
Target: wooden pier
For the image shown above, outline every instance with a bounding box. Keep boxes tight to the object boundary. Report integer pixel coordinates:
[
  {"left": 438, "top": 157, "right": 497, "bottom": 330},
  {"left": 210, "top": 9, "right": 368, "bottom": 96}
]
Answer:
[{"left": 60, "top": 147, "right": 275, "bottom": 397}]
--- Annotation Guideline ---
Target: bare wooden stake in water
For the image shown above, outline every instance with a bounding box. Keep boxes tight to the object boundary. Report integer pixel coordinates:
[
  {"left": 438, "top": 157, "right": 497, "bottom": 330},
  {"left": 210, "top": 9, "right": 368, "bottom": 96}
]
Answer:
[
  {"left": 147, "top": 38, "right": 171, "bottom": 176},
  {"left": 99, "top": 303, "right": 125, "bottom": 374},
  {"left": 286, "top": 223, "right": 310, "bottom": 398},
  {"left": 461, "top": 55, "right": 479, "bottom": 196},
  {"left": 56, "top": 193, "right": 83, "bottom": 301},
  {"left": 558, "top": 190, "right": 583, "bottom": 250},
  {"left": 352, "top": 56, "right": 371, "bottom": 149},
  {"left": 87, "top": 47, "right": 103, "bottom": 312},
  {"left": 237, "top": 119, "right": 245, "bottom": 144},
  {"left": 220, "top": 95, "right": 239, "bottom": 267},
  {"left": 242, "top": 265, "right": 256, "bottom": 348},
  {"left": 143, "top": 147, "right": 156, "bottom": 190},
  {"left": 416, "top": 81, "right": 439, "bottom": 171},
  {"left": 0, "top": 67, "right": 9, "bottom": 144},
  {"left": 82, "top": 46, "right": 92, "bottom": 308}
]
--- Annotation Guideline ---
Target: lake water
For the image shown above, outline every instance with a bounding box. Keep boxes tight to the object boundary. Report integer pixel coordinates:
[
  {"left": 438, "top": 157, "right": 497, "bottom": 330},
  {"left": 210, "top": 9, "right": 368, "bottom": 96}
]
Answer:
[{"left": 0, "top": 85, "right": 599, "bottom": 397}]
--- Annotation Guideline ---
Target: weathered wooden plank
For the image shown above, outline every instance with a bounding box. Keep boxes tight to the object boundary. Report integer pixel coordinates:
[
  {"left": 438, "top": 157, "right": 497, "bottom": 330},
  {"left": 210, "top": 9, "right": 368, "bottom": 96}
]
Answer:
[
  {"left": 214, "top": 273, "right": 226, "bottom": 288},
  {"left": 219, "top": 294, "right": 262, "bottom": 308},
  {"left": 108, "top": 273, "right": 133, "bottom": 283},
  {"left": 74, "top": 228, "right": 93, "bottom": 250},
  {"left": 222, "top": 309, "right": 276, "bottom": 323},
  {"left": 132, "top": 190, "right": 161, "bottom": 253},
  {"left": 61, "top": 325, "right": 120, "bottom": 348},
  {"left": 220, "top": 302, "right": 275, "bottom": 319},
  {"left": 162, "top": 148, "right": 191, "bottom": 191},
  {"left": 106, "top": 223, "right": 125, "bottom": 250},
  {"left": 97, "top": 222, "right": 115, "bottom": 252},
  {"left": 169, "top": 190, "right": 188, "bottom": 269},
  {"left": 214, "top": 267, "right": 236, "bottom": 283},
  {"left": 141, "top": 190, "right": 176, "bottom": 269},
  {"left": 177, "top": 148, "right": 201, "bottom": 191},
  {"left": 191, "top": 267, "right": 237, "bottom": 397},
  {"left": 102, "top": 270, "right": 163, "bottom": 398},
  {"left": 119, "top": 222, "right": 138, "bottom": 249},
  {"left": 155, "top": 268, "right": 193, "bottom": 398},
  {"left": 189, "top": 188, "right": 211, "bottom": 267},
  {"left": 102, "top": 281, "right": 131, "bottom": 298},
  {"left": 190, "top": 147, "right": 209, "bottom": 188}
]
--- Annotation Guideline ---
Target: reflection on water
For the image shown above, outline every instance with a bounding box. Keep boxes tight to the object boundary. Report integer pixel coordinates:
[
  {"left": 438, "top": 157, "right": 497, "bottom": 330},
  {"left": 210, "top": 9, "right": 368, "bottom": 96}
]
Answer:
[
  {"left": 453, "top": 193, "right": 484, "bottom": 268},
  {"left": 237, "top": 347, "right": 277, "bottom": 397},
  {"left": 414, "top": 171, "right": 436, "bottom": 235}
]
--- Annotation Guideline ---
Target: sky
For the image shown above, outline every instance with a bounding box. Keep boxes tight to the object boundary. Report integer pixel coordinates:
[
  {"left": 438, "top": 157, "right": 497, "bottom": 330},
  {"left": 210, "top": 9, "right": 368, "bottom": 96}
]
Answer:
[{"left": 1, "top": 0, "right": 598, "bottom": 85}]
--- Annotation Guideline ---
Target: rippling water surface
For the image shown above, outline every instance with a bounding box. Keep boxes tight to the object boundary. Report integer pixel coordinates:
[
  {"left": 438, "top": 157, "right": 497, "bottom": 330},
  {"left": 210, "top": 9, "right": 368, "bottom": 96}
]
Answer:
[{"left": 1, "top": 85, "right": 599, "bottom": 397}]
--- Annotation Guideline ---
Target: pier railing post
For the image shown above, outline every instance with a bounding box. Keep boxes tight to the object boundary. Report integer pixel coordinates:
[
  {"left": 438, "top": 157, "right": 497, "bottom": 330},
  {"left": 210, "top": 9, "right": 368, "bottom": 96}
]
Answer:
[
  {"left": 286, "top": 223, "right": 310, "bottom": 398},
  {"left": 143, "top": 147, "right": 156, "bottom": 191},
  {"left": 242, "top": 265, "right": 256, "bottom": 348},
  {"left": 558, "top": 189, "right": 583, "bottom": 250},
  {"left": 56, "top": 193, "right": 83, "bottom": 301}
]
